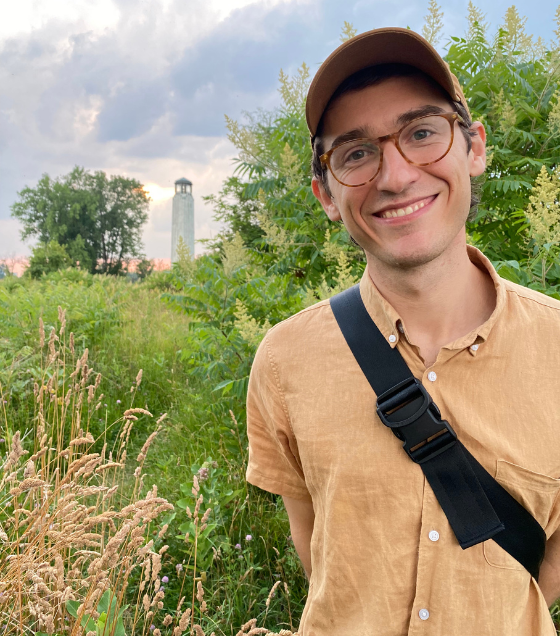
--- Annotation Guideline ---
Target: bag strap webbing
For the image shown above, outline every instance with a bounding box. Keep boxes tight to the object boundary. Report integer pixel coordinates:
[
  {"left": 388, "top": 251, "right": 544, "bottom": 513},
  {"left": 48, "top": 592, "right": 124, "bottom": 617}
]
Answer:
[{"left": 330, "top": 284, "right": 546, "bottom": 581}]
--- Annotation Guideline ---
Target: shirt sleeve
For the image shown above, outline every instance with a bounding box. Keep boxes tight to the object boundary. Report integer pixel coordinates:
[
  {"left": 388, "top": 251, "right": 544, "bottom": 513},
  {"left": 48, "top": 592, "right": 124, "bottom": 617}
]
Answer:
[{"left": 246, "top": 332, "right": 311, "bottom": 500}]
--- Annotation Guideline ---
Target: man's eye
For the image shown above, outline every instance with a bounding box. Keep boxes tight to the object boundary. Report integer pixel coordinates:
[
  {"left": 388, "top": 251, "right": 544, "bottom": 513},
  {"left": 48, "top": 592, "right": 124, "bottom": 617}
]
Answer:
[
  {"left": 348, "top": 149, "right": 366, "bottom": 161},
  {"left": 412, "top": 129, "right": 431, "bottom": 141},
  {"left": 343, "top": 145, "right": 375, "bottom": 163}
]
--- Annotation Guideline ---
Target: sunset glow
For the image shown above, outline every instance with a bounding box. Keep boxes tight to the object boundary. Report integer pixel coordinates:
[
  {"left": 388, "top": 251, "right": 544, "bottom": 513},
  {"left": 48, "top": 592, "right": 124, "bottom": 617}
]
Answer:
[{"left": 142, "top": 184, "right": 175, "bottom": 203}]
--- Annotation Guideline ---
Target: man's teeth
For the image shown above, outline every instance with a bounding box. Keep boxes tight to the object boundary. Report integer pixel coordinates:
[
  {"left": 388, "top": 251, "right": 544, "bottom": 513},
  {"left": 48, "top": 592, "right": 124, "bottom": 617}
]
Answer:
[{"left": 378, "top": 199, "right": 428, "bottom": 219}]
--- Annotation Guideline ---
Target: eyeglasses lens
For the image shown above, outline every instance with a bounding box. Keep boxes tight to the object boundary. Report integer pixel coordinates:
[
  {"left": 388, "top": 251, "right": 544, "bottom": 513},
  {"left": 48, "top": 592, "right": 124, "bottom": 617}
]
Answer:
[{"left": 329, "top": 115, "right": 453, "bottom": 186}]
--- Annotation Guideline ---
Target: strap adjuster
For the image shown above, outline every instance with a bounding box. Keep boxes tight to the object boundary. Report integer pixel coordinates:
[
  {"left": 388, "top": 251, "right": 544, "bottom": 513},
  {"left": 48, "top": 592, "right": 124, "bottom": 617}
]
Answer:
[{"left": 376, "top": 378, "right": 457, "bottom": 464}]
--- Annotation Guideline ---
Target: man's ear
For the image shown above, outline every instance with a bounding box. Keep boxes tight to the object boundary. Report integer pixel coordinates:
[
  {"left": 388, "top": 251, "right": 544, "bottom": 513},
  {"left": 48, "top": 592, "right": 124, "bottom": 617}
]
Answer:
[
  {"left": 311, "top": 177, "right": 342, "bottom": 222},
  {"left": 468, "top": 121, "right": 487, "bottom": 178}
]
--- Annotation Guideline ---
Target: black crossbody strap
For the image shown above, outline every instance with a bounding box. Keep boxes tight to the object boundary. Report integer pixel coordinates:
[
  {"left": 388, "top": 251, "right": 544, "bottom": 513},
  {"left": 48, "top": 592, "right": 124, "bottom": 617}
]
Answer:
[{"left": 330, "top": 284, "right": 546, "bottom": 581}]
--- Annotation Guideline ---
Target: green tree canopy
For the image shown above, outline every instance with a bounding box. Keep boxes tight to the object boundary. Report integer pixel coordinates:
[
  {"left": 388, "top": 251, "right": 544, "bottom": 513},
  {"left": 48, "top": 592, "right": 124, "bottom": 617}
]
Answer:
[
  {"left": 25, "top": 240, "right": 73, "bottom": 279},
  {"left": 11, "top": 166, "right": 150, "bottom": 275}
]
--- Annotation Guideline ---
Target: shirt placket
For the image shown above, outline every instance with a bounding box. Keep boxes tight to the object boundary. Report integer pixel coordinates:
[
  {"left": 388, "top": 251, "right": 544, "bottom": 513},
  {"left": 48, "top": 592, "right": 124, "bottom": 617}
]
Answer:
[
  {"left": 406, "top": 361, "right": 456, "bottom": 635},
  {"left": 408, "top": 470, "right": 450, "bottom": 635}
]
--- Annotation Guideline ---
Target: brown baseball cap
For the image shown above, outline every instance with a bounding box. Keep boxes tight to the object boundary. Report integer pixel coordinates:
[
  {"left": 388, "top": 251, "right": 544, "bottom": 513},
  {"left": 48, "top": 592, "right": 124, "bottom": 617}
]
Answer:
[{"left": 306, "top": 27, "right": 470, "bottom": 138}]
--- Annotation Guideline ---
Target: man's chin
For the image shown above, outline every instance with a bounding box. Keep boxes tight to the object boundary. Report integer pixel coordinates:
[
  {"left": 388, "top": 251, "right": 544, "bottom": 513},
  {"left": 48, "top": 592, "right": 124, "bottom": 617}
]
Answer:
[{"left": 365, "top": 243, "right": 444, "bottom": 271}]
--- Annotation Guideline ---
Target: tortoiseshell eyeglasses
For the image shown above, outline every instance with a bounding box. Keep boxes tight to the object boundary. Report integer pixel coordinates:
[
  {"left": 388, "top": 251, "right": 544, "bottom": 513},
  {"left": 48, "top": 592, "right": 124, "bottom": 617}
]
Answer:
[{"left": 320, "top": 112, "right": 464, "bottom": 187}]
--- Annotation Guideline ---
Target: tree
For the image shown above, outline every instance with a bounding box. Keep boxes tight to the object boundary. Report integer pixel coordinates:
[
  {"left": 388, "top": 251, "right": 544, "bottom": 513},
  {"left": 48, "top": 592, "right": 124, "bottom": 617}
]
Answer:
[
  {"left": 136, "top": 258, "right": 154, "bottom": 280},
  {"left": 25, "top": 240, "right": 72, "bottom": 279},
  {"left": 11, "top": 166, "right": 150, "bottom": 275}
]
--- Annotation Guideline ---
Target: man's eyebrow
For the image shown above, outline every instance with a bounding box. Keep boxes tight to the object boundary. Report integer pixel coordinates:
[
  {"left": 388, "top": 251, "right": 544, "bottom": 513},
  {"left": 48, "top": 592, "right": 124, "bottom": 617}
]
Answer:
[
  {"left": 395, "top": 105, "right": 448, "bottom": 127},
  {"left": 328, "top": 127, "right": 371, "bottom": 151}
]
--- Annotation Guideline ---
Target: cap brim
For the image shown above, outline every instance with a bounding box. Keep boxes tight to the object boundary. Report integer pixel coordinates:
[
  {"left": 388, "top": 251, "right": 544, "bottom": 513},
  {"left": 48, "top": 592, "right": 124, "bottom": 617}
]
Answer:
[{"left": 306, "top": 27, "right": 460, "bottom": 137}]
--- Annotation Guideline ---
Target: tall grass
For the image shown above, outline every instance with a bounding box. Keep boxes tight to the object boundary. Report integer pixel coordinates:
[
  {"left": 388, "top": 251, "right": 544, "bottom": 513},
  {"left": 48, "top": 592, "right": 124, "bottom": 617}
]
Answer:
[{"left": 0, "top": 272, "right": 306, "bottom": 634}]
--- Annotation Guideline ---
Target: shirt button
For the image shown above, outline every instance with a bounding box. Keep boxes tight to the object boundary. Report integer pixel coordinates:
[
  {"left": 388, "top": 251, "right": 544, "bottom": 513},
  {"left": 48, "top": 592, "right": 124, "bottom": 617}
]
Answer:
[
  {"left": 388, "top": 334, "right": 397, "bottom": 343},
  {"left": 427, "top": 371, "right": 437, "bottom": 382},
  {"left": 419, "top": 609, "right": 430, "bottom": 620},
  {"left": 429, "top": 530, "right": 440, "bottom": 542},
  {"left": 470, "top": 344, "right": 479, "bottom": 351}
]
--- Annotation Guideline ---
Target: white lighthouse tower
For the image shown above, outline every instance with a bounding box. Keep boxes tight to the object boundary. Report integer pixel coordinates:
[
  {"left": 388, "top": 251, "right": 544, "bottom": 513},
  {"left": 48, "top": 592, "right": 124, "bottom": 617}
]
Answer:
[{"left": 171, "top": 177, "right": 195, "bottom": 261}]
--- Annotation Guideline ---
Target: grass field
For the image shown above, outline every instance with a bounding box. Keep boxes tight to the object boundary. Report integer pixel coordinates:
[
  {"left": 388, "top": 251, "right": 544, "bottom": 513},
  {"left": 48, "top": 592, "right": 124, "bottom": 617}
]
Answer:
[{"left": 0, "top": 269, "right": 307, "bottom": 635}]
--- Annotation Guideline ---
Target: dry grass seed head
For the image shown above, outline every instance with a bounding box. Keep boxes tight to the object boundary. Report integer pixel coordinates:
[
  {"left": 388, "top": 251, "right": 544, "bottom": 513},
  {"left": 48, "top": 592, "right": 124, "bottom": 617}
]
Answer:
[
  {"left": 136, "top": 426, "right": 161, "bottom": 464},
  {"left": 266, "top": 580, "right": 282, "bottom": 608}
]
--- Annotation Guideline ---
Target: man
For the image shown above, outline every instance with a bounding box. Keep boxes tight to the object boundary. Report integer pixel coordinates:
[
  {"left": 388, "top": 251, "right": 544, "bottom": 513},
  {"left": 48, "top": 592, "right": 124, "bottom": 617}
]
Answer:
[{"left": 246, "top": 27, "right": 560, "bottom": 635}]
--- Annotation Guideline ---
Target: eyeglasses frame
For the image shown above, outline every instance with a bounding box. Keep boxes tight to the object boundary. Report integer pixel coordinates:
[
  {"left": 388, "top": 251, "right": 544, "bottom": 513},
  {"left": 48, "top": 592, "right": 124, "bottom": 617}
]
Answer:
[{"left": 319, "top": 112, "right": 465, "bottom": 188}]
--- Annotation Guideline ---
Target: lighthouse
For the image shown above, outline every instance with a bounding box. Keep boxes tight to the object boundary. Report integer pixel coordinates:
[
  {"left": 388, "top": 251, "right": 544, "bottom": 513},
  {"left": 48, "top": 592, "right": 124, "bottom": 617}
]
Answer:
[{"left": 171, "top": 177, "right": 195, "bottom": 261}]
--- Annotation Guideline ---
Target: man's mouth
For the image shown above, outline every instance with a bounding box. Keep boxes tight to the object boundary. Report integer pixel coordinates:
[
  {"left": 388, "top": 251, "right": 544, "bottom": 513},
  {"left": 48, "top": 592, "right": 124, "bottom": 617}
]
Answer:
[{"left": 374, "top": 195, "right": 437, "bottom": 220}]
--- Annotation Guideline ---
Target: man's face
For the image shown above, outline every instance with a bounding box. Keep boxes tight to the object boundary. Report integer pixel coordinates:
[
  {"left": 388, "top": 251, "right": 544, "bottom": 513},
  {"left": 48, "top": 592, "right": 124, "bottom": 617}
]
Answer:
[{"left": 312, "top": 75, "right": 486, "bottom": 270}]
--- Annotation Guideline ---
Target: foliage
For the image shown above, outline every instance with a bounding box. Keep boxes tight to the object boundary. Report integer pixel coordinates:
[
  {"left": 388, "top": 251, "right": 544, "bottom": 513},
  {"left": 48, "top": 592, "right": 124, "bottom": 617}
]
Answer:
[
  {"left": 11, "top": 166, "right": 150, "bottom": 275},
  {"left": 494, "top": 165, "right": 560, "bottom": 297},
  {"left": 26, "top": 240, "right": 73, "bottom": 279},
  {"left": 65, "top": 590, "right": 128, "bottom": 636},
  {"left": 447, "top": 6, "right": 560, "bottom": 270},
  {"left": 422, "top": 0, "right": 445, "bottom": 46},
  {"left": 136, "top": 258, "right": 155, "bottom": 280},
  {"left": 340, "top": 21, "right": 357, "bottom": 43}
]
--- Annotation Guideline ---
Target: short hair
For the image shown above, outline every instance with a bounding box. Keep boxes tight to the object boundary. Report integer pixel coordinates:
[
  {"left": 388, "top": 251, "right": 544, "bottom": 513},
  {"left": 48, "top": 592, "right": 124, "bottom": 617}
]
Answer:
[{"left": 311, "top": 63, "right": 481, "bottom": 221}]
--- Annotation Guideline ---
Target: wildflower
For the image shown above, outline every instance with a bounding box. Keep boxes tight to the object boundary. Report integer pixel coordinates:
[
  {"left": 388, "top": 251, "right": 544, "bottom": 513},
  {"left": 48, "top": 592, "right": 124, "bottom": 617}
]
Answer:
[
  {"left": 0, "top": 439, "right": 4, "bottom": 443},
  {"left": 117, "top": 399, "right": 121, "bottom": 404},
  {"left": 235, "top": 543, "right": 242, "bottom": 550},
  {"left": 526, "top": 165, "right": 560, "bottom": 248},
  {"left": 162, "top": 575, "right": 169, "bottom": 583},
  {"left": 150, "top": 626, "right": 155, "bottom": 632},
  {"left": 222, "top": 232, "right": 249, "bottom": 276},
  {"left": 198, "top": 467, "right": 209, "bottom": 481},
  {"left": 234, "top": 299, "right": 271, "bottom": 347},
  {"left": 176, "top": 563, "right": 183, "bottom": 573},
  {"left": 159, "top": 586, "right": 164, "bottom": 592},
  {"left": 245, "top": 534, "right": 252, "bottom": 541}
]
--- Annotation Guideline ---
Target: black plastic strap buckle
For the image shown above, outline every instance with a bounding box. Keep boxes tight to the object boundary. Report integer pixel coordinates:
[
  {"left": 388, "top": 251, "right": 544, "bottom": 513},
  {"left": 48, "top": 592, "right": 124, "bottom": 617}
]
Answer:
[{"left": 376, "top": 378, "right": 457, "bottom": 464}]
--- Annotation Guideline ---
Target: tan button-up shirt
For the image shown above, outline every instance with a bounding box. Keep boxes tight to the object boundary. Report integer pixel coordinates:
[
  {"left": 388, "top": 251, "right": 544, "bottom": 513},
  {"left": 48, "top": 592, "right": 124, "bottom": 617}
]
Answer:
[{"left": 246, "top": 247, "right": 560, "bottom": 636}]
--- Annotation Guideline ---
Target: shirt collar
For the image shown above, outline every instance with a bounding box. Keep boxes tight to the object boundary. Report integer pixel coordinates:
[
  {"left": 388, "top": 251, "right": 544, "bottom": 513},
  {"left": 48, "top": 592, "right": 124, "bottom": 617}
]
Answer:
[{"left": 358, "top": 246, "right": 506, "bottom": 351}]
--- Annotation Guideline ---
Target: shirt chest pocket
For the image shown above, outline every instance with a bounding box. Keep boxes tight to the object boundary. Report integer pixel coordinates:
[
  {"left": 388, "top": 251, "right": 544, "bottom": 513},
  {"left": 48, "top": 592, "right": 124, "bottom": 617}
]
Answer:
[{"left": 483, "top": 460, "right": 560, "bottom": 570}]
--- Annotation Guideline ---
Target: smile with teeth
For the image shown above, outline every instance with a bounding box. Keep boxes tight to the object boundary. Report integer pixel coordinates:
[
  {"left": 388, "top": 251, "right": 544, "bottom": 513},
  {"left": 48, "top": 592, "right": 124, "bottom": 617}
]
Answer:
[{"left": 377, "top": 198, "right": 429, "bottom": 219}]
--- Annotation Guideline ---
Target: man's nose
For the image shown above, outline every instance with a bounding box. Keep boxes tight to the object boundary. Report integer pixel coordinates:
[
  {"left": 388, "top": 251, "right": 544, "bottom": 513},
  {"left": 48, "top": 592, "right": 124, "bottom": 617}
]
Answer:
[{"left": 374, "top": 141, "right": 421, "bottom": 193}]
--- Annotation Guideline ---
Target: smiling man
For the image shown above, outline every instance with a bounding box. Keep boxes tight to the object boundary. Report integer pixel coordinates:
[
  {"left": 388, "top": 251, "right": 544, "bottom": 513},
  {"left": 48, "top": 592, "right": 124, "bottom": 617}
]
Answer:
[{"left": 246, "top": 28, "right": 560, "bottom": 636}]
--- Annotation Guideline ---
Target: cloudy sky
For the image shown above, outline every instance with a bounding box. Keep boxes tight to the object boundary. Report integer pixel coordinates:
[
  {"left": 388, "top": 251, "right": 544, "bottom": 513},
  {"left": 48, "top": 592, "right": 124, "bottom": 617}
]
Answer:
[{"left": 1, "top": 0, "right": 558, "bottom": 259}]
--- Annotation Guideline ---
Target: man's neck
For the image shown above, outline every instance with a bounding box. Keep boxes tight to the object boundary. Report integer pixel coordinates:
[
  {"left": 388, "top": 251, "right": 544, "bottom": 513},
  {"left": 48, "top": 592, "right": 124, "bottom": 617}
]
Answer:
[{"left": 366, "top": 238, "right": 497, "bottom": 368}]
